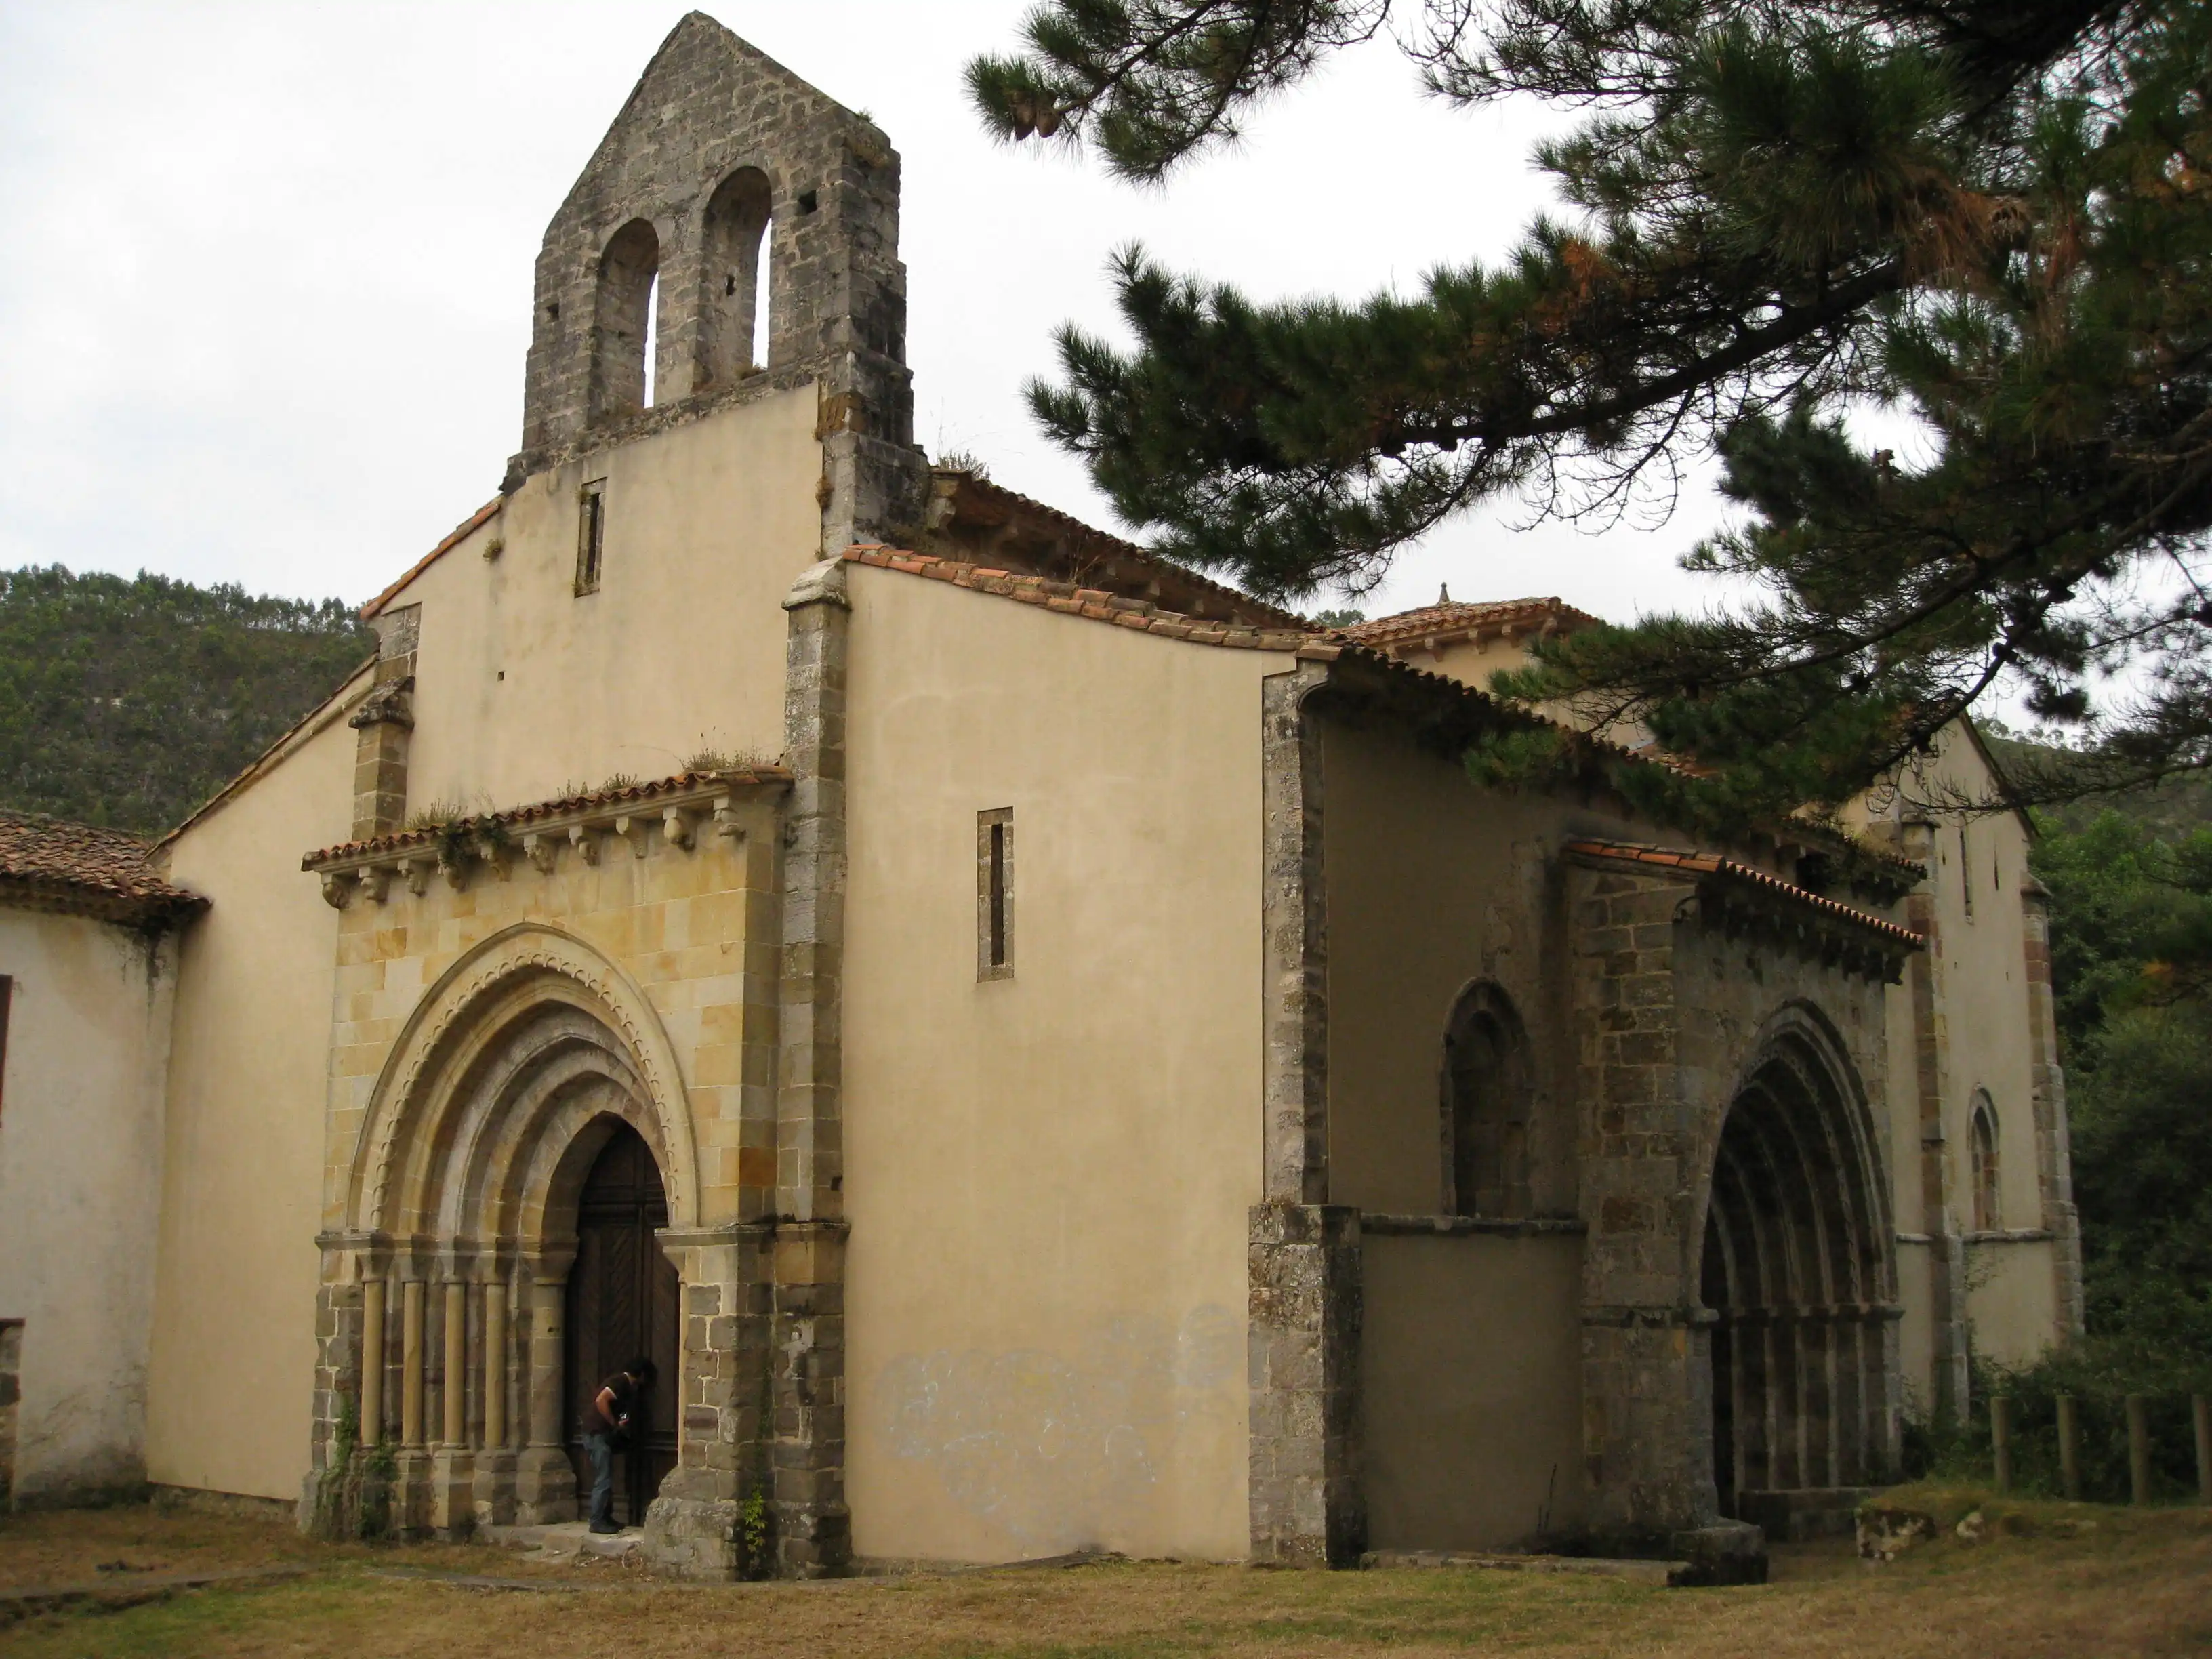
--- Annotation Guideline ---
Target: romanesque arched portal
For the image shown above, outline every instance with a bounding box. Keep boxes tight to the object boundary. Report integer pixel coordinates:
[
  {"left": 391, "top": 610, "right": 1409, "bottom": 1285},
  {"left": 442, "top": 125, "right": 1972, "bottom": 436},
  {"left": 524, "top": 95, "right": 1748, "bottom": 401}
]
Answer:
[
  {"left": 308, "top": 925, "right": 700, "bottom": 1538},
  {"left": 1700, "top": 1011, "right": 1900, "bottom": 1526}
]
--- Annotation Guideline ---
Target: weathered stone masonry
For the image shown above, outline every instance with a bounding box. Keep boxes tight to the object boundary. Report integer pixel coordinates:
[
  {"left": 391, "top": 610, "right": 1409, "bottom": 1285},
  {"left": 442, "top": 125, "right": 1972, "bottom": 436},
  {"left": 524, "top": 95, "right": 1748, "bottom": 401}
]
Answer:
[{"left": 504, "top": 12, "right": 925, "bottom": 556}]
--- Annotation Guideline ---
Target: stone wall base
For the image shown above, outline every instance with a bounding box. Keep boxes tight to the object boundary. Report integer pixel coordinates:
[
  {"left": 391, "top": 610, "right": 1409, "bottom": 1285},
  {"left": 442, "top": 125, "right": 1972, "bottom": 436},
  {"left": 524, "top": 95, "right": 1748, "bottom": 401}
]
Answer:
[
  {"left": 150, "top": 1483, "right": 293, "bottom": 1525},
  {"left": 512, "top": 1447, "right": 577, "bottom": 1525},
  {"left": 472, "top": 1450, "right": 518, "bottom": 1527},
  {"left": 1666, "top": 1521, "right": 1767, "bottom": 1585},
  {"left": 642, "top": 1493, "right": 745, "bottom": 1580}
]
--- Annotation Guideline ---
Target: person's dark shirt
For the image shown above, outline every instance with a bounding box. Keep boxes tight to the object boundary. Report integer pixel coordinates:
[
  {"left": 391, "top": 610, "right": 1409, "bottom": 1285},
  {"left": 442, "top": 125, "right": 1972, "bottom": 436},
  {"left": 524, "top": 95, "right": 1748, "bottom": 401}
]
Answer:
[{"left": 580, "top": 1372, "right": 639, "bottom": 1443}]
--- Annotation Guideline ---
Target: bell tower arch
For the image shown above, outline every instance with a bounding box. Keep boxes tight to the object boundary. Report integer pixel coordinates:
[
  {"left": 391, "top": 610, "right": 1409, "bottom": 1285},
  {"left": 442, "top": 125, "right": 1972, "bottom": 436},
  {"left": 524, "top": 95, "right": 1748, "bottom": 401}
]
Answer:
[{"left": 508, "top": 11, "right": 921, "bottom": 550}]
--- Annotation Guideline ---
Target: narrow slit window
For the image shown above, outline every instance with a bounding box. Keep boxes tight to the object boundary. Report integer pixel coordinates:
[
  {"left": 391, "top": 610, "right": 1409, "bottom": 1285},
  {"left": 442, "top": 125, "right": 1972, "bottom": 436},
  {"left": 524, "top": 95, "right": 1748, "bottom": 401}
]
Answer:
[
  {"left": 0, "top": 974, "right": 12, "bottom": 1124},
  {"left": 575, "top": 479, "right": 606, "bottom": 595},
  {"left": 977, "top": 808, "right": 1013, "bottom": 980},
  {"left": 1960, "top": 825, "right": 1974, "bottom": 918}
]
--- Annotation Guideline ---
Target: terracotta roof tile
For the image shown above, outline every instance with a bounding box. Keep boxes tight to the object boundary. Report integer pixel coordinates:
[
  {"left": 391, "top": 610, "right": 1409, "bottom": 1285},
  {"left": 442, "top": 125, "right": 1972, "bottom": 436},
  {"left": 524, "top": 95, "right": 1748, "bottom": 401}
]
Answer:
[
  {"left": 1564, "top": 838, "right": 1923, "bottom": 950},
  {"left": 0, "top": 810, "right": 205, "bottom": 925},
  {"left": 1340, "top": 596, "right": 1601, "bottom": 649}
]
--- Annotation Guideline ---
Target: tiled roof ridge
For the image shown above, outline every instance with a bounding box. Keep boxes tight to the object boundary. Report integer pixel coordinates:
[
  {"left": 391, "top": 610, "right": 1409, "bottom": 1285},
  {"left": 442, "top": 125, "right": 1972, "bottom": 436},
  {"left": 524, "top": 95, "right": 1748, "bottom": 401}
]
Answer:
[
  {"left": 361, "top": 497, "right": 504, "bottom": 620},
  {"left": 1563, "top": 838, "right": 1923, "bottom": 949},
  {"left": 939, "top": 472, "right": 1310, "bottom": 632},
  {"left": 302, "top": 764, "right": 792, "bottom": 865},
  {"left": 0, "top": 808, "right": 205, "bottom": 922},
  {"left": 1341, "top": 596, "right": 1602, "bottom": 645},
  {"left": 842, "top": 544, "right": 1324, "bottom": 653}
]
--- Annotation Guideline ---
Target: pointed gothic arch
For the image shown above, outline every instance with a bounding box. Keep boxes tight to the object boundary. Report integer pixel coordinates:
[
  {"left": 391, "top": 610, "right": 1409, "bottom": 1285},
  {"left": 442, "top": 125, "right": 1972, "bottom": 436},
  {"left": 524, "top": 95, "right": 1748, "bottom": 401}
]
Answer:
[{"left": 1698, "top": 1003, "right": 1899, "bottom": 1517}]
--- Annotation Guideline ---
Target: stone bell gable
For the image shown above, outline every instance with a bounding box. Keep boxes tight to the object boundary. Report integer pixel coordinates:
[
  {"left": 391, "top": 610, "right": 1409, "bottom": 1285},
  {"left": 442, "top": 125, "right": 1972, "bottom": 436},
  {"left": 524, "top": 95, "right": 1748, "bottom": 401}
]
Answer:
[{"left": 509, "top": 10, "right": 922, "bottom": 551}]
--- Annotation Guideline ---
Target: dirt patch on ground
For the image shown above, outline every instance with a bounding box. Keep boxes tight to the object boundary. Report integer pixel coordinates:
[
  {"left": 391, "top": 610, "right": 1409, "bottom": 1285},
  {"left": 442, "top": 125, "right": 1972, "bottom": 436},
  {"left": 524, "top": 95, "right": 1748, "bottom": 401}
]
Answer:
[{"left": 1, "top": 1498, "right": 2207, "bottom": 1659}]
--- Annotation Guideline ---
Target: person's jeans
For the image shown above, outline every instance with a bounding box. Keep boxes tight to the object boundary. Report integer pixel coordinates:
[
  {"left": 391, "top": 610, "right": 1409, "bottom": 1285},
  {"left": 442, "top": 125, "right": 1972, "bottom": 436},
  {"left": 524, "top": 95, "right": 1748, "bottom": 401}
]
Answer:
[{"left": 586, "top": 1432, "right": 617, "bottom": 1530}]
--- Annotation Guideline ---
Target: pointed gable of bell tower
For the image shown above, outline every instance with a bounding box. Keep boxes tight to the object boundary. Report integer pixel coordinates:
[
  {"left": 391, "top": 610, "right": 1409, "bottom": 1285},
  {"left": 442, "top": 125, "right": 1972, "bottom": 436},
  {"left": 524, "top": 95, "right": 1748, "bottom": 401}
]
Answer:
[{"left": 508, "top": 11, "right": 921, "bottom": 550}]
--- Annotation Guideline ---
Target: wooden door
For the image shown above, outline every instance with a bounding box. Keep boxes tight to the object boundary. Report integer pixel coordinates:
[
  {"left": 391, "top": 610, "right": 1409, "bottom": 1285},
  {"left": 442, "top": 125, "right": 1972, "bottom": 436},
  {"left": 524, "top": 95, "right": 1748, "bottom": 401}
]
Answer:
[{"left": 563, "top": 1120, "right": 680, "bottom": 1525}]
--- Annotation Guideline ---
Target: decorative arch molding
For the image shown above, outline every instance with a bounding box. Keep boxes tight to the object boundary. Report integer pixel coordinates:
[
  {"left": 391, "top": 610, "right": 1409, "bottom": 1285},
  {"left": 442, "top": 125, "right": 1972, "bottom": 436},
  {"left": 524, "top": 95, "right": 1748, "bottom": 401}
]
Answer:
[
  {"left": 1697, "top": 998, "right": 1901, "bottom": 1511},
  {"left": 344, "top": 922, "right": 701, "bottom": 1241}
]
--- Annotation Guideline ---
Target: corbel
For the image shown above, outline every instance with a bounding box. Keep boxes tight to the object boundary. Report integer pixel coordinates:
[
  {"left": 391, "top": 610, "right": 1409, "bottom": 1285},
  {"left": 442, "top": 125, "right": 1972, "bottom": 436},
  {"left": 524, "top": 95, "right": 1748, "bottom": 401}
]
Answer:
[
  {"left": 662, "top": 805, "right": 697, "bottom": 851},
  {"left": 319, "top": 871, "right": 355, "bottom": 909},
  {"left": 359, "top": 864, "right": 393, "bottom": 905},
  {"left": 405, "top": 854, "right": 436, "bottom": 897},
  {"left": 440, "top": 848, "right": 472, "bottom": 891},
  {"left": 523, "top": 831, "right": 559, "bottom": 875},
  {"left": 613, "top": 815, "right": 651, "bottom": 859},
  {"left": 476, "top": 836, "right": 513, "bottom": 880},
  {"left": 711, "top": 794, "right": 744, "bottom": 840},
  {"left": 568, "top": 823, "right": 602, "bottom": 866}
]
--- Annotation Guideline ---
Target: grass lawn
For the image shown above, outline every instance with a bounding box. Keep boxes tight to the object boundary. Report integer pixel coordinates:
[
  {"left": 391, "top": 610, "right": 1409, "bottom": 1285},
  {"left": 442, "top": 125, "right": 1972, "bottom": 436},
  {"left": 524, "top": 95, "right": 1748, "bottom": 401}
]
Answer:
[{"left": 1, "top": 1487, "right": 2207, "bottom": 1658}]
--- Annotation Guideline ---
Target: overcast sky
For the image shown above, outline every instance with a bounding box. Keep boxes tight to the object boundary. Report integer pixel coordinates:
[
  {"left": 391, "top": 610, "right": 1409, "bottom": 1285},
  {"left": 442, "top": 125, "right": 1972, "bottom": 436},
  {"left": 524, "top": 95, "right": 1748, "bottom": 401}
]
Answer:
[{"left": 0, "top": 0, "right": 1745, "bottom": 625}]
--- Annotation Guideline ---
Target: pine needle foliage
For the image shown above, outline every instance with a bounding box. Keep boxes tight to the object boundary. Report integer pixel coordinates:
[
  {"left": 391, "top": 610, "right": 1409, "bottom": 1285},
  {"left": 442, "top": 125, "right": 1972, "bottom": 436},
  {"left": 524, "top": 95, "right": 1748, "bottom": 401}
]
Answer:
[{"left": 974, "top": 0, "right": 2212, "bottom": 820}]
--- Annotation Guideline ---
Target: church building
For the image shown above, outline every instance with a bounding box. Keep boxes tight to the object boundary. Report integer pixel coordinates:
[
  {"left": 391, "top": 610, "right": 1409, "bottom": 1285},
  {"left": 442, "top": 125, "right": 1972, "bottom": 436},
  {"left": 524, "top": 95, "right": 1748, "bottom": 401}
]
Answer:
[{"left": 0, "top": 14, "right": 2081, "bottom": 1580}]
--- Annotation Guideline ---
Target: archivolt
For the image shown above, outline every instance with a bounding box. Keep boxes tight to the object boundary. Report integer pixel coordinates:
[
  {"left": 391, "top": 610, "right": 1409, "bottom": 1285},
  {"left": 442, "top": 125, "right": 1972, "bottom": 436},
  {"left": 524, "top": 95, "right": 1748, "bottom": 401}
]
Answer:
[
  {"left": 344, "top": 924, "right": 699, "bottom": 1242},
  {"left": 1699, "top": 1002, "right": 1897, "bottom": 1502}
]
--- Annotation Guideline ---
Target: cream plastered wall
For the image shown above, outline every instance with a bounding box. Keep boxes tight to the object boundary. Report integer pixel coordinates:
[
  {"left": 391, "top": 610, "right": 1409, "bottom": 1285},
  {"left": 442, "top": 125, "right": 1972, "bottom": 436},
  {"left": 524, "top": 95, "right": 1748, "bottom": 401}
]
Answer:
[
  {"left": 840, "top": 569, "right": 1280, "bottom": 1564},
  {"left": 1889, "top": 729, "right": 2057, "bottom": 1357},
  {"left": 1320, "top": 714, "right": 1657, "bottom": 1217},
  {"left": 0, "top": 908, "right": 178, "bottom": 1502},
  {"left": 1361, "top": 1233, "right": 1588, "bottom": 1547},
  {"left": 1965, "top": 1237, "right": 2063, "bottom": 1367},
  {"left": 147, "top": 692, "right": 360, "bottom": 1499},
  {"left": 316, "top": 799, "right": 778, "bottom": 1242},
  {"left": 396, "top": 388, "right": 821, "bottom": 815}
]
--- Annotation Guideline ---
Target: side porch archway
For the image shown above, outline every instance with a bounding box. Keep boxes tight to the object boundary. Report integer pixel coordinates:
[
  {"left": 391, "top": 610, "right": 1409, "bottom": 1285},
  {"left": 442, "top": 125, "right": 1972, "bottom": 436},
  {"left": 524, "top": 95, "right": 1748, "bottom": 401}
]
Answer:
[{"left": 1700, "top": 1006, "right": 1901, "bottom": 1534}]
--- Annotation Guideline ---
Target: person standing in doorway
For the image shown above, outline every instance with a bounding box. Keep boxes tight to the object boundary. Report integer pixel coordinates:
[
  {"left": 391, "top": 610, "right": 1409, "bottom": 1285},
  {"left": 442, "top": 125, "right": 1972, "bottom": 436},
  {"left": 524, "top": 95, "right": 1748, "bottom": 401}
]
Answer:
[{"left": 581, "top": 1356, "right": 657, "bottom": 1534}]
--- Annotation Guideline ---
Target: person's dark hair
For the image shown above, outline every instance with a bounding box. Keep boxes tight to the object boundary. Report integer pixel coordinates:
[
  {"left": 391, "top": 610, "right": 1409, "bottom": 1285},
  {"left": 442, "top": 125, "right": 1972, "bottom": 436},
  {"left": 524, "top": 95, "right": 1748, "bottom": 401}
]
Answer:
[{"left": 628, "top": 1356, "right": 657, "bottom": 1387}]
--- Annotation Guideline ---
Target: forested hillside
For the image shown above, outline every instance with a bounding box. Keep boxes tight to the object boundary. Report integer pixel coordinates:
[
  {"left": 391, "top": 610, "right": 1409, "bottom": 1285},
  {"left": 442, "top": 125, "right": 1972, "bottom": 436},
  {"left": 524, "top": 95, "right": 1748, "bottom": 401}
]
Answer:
[{"left": 0, "top": 566, "right": 372, "bottom": 833}]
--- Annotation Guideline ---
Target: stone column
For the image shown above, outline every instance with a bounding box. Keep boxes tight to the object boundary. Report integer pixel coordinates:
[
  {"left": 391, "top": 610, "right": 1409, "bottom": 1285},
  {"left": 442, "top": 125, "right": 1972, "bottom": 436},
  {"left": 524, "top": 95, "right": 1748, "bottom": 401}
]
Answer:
[
  {"left": 400, "top": 1279, "right": 426, "bottom": 1450},
  {"left": 642, "top": 1223, "right": 773, "bottom": 1580},
  {"left": 472, "top": 1273, "right": 517, "bottom": 1526},
  {"left": 2020, "top": 878, "right": 2085, "bottom": 1339},
  {"left": 428, "top": 1274, "right": 474, "bottom": 1538},
  {"left": 392, "top": 1275, "right": 433, "bottom": 1538},
  {"left": 512, "top": 1256, "right": 577, "bottom": 1525},
  {"left": 1247, "top": 1202, "right": 1363, "bottom": 1565},
  {"left": 1246, "top": 659, "right": 1365, "bottom": 1568},
  {"left": 360, "top": 1277, "right": 388, "bottom": 1446},
  {"left": 348, "top": 604, "right": 418, "bottom": 841},
  {"left": 1900, "top": 821, "right": 1970, "bottom": 1417},
  {"left": 301, "top": 1236, "right": 371, "bottom": 1532},
  {"left": 769, "top": 558, "right": 854, "bottom": 1576},
  {"left": 1565, "top": 858, "right": 1754, "bottom": 1576}
]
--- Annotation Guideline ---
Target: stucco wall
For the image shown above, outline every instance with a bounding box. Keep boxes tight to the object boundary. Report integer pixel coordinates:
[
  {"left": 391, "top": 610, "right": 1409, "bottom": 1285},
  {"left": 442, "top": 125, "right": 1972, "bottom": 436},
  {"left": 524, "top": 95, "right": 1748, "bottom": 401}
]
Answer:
[
  {"left": 1361, "top": 1231, "right": 1586, "bottom": 1547},
  {"left": 1965, "top": 1237, "right": 2062, "bottom": 1367},
  {"left": 1862, "top": 728, "right": 2061, "bottom": 1374},
  {"left": 840, "top": 568, "right": 1282, "bottom": 1564},
  {"left": 146, "top": 695, "right": 358, "bottom": 1500},
  {"left": 397, "top": 388, "right": 821, "bottom": 815},
  {"left": 0, "top": 907, "right": 178, "bottom": 1503},
  {"left": 1318, "top": 714, "right": 1655, "bottom": 1218}
]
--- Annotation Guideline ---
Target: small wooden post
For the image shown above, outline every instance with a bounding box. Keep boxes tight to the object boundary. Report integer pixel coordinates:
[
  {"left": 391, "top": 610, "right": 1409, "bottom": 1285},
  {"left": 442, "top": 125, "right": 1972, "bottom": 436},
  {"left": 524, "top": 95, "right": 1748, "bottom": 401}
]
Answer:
[
  {"left": 1992, "top": 1395, "right": 2015, "bottom": 1495},
  {"left": 2057, "top": 1394, "right": 2082, "bottom": 1501},
  {"left": 2194, "top": 1395, "right": 2211, "bottom": 1505},
  {"left": 2127, "top": 1395, "right": 2153, "bottom": 1505}
]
